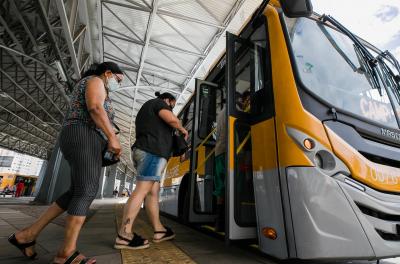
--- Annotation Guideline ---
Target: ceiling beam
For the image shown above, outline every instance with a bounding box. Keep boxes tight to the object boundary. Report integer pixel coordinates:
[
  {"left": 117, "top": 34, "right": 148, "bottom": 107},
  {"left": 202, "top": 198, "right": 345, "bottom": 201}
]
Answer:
[
  {"left": 35, "top": 0, "right": 73, "bottom": 89},
  {"left": 129, "top": 0, "right": 159, "bottom": 151},
  {"left": 103, "top": 28, "right": 205, "bottom": 58},
  {"left": 103, "top": 3, "right": 144, "bottom": 43},
  {"left": 55, "top": 0, "right": 81, "bottom": 78},
  {"left": 157, "top": 10, "right": 223, "bottom": 29},
  {"left": 0, "top": 67, "right": 62, "bottom": 126}
]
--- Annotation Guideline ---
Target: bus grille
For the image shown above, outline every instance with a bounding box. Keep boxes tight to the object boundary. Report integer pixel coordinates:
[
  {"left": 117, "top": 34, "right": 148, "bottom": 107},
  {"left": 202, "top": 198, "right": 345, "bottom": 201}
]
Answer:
[
  {"left": 356, "top": 203, "right": 400, "bottom": 241},
  {"left": 359, "top": 151, "right": 400, "bottom": 169}
]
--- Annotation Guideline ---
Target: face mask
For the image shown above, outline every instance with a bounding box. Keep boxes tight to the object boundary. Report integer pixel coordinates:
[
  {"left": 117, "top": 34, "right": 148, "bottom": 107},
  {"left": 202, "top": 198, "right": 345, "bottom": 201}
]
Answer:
[{"left": 107, "top": 77, "right": 119, "bottom": 92}]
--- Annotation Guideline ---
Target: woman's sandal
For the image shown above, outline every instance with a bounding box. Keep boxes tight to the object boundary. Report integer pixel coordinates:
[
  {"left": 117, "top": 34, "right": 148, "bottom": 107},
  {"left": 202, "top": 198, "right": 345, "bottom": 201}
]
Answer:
[
  {"left": 8, "top": 233, "right": 37, "bottom": 260},
  {"left": 53, "top": 250, "right": 96, "bottom": 264},
  {"left": 153, "top": 226, "right": 175, "bottom": 243},
  {"left": 114, "top": 233, "right": 150, "bottom": 250}
]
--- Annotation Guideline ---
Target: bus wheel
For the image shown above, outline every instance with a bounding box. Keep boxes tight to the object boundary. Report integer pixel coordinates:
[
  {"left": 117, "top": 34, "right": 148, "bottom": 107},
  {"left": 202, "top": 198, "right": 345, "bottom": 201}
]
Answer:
[{"left": 178, "top": 174, "right": 190, "bottom": 224}]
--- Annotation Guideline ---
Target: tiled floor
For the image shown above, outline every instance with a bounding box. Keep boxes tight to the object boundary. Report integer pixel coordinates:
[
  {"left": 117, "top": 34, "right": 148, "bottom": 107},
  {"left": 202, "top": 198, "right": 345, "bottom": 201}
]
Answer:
[{"left": 0, "top": 197, "right": 399, "bottom": 264}]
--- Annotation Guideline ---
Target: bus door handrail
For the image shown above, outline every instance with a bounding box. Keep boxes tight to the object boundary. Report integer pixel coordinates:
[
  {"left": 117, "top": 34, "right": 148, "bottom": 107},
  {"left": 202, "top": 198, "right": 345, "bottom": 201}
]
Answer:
[
  {"left": 193, "top": 148, "right": 216, "bottom": 174},
  {"left": 193, "top": 127, "right": 217, "bottom": 174},
  {"left": 195, "top": 127, "right": 216, "bottom": 152},
  {"left": 236, "top": 131, "right": 251, "bottom": 155}
]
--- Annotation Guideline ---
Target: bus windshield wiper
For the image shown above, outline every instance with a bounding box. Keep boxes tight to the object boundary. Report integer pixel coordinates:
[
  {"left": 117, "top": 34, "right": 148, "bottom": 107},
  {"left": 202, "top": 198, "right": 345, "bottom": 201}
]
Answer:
[
  {"left": 320, "top": 15, "right": 383, "bottom": 96},
  {"left": 317, "top": 23, "right": 359, "bottom": 73},
  {"left": 375, "top": 51, "right": 400, "bottom": 103}
]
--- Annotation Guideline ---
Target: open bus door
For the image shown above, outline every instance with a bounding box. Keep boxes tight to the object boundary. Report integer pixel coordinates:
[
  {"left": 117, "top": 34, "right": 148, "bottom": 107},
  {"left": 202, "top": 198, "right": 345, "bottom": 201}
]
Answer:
[
  {"left": 225, "top": 28, "right": 287, "bottom": 259},
  {"left": 187, "top": 79, "right": 220, "bottom": 223},
  {"left": 225, "top": 32, "right": 258, "bottom": 240}
]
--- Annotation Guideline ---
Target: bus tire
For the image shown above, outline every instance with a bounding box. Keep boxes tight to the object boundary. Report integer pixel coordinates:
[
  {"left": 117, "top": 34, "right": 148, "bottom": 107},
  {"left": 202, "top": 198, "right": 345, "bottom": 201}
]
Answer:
[{"left": 178, "top": 174, "right": 190, "bottom": 224}]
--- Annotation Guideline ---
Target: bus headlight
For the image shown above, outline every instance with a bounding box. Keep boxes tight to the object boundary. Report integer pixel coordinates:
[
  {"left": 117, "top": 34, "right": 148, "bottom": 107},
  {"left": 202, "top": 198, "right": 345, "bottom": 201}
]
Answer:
[{"left": 286, "top": 126, "right": 349, "bottom": 176}]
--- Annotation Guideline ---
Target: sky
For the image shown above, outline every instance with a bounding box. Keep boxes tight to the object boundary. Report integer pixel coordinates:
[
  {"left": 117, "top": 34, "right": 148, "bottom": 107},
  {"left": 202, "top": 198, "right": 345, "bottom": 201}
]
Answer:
[{"left": 313, "top": 0, "right": 400, "bottom": 62}]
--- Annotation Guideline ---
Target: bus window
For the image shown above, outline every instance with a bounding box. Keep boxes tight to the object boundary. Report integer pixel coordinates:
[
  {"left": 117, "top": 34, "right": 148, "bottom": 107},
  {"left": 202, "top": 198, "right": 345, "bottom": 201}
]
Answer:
[{"left": 198, "top": 84, "right": 217, "bottom": 139}]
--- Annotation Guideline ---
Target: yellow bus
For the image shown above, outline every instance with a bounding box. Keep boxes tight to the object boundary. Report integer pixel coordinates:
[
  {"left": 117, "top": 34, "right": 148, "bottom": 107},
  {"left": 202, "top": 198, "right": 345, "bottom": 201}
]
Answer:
[{"left": 159, "top": 0, "right": 400, "bottom": 260}]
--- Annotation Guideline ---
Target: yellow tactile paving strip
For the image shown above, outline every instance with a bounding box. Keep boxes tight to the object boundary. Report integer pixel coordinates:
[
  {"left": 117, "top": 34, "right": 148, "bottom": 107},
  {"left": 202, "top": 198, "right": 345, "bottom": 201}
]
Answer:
[{"left": 115, "top": 204, "right": 196, "bottom": 264}]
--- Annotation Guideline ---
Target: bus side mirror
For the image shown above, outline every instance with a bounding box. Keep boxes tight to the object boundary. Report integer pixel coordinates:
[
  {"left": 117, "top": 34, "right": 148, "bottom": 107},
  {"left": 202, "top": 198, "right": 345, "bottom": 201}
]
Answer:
[{"left": 280, "top": 0, "right": 313, "bottom": 18}]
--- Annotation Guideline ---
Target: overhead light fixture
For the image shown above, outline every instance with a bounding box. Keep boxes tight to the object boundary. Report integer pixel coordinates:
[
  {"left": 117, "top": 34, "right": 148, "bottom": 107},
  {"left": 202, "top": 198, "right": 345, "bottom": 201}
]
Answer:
[{"left": 54, "top": 60, "right": 67, "bottom": 82}]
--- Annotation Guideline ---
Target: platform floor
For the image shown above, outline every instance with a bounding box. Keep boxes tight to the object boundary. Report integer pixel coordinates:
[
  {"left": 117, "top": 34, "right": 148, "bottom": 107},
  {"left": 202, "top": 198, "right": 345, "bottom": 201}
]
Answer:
[{"left": 0, "top": 197, "right": 399, "bottom": 264}]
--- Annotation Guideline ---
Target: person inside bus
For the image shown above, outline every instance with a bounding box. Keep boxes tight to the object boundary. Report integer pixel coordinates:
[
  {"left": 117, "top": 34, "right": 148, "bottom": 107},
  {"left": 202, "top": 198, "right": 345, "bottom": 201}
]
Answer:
[
  {"left": 8, "top": 62, "right": 123, "bottom": 264},
  {"left": 213, "top": 91, "right": 251, "bottom": 231},
  {"left": 115, "top": 92, "right": 188, "bottom": 250},
  {"left": 214, "top": 100, "right": 227, "bottom": 231}
]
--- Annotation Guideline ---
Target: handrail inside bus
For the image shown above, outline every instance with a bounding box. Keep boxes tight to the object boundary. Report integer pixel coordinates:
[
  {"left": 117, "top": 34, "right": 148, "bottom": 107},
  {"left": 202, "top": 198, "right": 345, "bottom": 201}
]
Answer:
[
  {"left": 195, "top": 127, "right": 216, "bottom": 152},
  {"left": 194, "top": 148, "right": 216, "bottom": 174},
  {"left": 236, "top": 132, "right": 251, "bottom": 155}
]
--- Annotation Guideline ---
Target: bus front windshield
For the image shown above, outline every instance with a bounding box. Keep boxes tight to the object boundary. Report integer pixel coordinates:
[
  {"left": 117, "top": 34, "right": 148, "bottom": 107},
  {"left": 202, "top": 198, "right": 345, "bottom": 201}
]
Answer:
[{"left": 285, "top": 16, "right": 400, "bottom": 129}]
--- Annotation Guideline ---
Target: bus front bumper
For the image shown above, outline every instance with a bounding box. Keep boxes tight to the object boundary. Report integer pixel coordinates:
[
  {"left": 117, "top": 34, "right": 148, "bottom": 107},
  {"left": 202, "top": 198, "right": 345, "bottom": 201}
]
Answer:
[{"left": 285, "top": 167, "right": 400, "bottom": 260}]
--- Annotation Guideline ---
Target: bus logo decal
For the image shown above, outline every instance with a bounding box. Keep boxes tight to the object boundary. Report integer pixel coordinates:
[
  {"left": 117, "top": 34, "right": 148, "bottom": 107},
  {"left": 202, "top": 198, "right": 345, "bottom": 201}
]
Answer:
[{"left": 381, "top": 128, "right": 400, "bottom": 142}]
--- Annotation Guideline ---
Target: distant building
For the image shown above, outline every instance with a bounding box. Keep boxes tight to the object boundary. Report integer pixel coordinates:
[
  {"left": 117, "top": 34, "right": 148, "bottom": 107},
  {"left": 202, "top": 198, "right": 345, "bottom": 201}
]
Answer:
[
  {"left": 0, "top": 148, "right": 44, "bottom": 176},
  {"left": 0, "top": 148, "right": 46, "bottom": 196}
]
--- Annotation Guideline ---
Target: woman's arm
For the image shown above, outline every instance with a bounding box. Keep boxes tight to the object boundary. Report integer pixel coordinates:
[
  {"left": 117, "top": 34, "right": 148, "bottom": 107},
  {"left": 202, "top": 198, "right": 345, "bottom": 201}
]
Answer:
[{"left": 85, "top": 77, "right": 121, "bottom": 156}]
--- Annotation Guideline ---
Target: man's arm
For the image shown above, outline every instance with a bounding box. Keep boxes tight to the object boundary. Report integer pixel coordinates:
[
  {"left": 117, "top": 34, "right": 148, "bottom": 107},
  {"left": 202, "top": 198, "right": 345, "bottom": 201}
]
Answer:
[{"left": 159, "top": 109, "right": 188, "bottom": 139}]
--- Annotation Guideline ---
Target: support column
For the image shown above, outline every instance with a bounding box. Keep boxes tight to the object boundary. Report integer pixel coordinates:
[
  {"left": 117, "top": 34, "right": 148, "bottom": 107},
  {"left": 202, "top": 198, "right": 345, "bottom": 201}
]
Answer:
[
  {"left": 33, "top": 160, "right": 48, "bottom": 197},
  {"left": 119, "top": 166, "right": 127, "bottom": 195},
  {"left": 34, "top": 142, "right": 71, "bottom": 204},
  {"left": 103, "top": 165, "right": 117, "bottom": 198},
  {"left": 96, "top": 167, "right": 106, "bottom": 199}
]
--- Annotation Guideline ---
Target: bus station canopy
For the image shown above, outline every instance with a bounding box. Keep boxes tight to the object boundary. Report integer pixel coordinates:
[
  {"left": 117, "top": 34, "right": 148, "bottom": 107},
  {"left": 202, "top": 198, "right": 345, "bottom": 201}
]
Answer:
[{"left": 0, "top": 0, "right": 262, "bottom": 169}]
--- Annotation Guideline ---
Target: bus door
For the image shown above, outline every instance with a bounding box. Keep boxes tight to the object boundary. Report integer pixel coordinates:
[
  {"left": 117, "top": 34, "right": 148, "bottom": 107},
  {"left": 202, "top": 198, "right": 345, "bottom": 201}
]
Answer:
[
  {"left": 226, "top": 27, "right": 282, "bottom": 245},
  {"left": 187, "top": 79, "right": 221, "bottom": 223}
]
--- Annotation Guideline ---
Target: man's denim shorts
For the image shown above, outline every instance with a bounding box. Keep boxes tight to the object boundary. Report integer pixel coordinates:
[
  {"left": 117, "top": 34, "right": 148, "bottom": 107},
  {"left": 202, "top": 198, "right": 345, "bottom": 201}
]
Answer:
[{"left": 132, "top": 148, "right": 167, "bottom": 182}]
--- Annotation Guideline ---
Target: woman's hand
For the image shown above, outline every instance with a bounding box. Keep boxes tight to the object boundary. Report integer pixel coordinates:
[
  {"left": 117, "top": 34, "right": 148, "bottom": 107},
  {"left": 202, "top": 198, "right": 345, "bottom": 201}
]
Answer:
[{"left": 108, "top": 135, "right": 121, "bottom": 158}]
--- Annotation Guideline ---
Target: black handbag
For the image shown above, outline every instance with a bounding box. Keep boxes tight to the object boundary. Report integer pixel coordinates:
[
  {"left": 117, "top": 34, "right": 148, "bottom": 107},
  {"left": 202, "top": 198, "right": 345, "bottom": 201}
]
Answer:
[
  {"left": 172, "top": 132, "right": 188, "bottom": 157},
  {"left": 102, "top": 149, "right": 119, "bottom": 167},
  {"left": 102, "top": 122, "right": 120, "bottom": 167}
]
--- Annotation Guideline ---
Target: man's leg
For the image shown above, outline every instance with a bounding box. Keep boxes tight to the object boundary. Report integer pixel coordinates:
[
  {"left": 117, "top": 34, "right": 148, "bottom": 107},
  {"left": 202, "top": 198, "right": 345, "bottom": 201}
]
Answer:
[
  {"left": 116, "top": 181, "right": 154, "bottom": 244},
  {"left": 144, "top": 182, "right": 165, "bottom": 240}
]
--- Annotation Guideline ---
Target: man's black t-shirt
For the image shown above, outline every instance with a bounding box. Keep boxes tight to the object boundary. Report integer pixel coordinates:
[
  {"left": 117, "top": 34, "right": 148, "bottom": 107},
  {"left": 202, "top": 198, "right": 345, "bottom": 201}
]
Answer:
[{"left": 133, "top": 98, "right": 173, "bottom": 159}]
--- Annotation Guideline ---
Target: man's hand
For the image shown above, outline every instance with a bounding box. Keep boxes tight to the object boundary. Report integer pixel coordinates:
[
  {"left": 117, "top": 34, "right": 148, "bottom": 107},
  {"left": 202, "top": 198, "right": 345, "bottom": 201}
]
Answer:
[{"left": 180, "top": 128, "right": 189, "bottom": 141}]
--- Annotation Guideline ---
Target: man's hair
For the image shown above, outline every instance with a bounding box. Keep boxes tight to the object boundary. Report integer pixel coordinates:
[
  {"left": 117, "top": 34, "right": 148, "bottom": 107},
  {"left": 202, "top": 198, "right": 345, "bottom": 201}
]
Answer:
[
  {"left": 155, "top": 91, "right": 176, "bottom": 101},
  {"left": 241, "top": 91, "right": 250, "bottom": 99}
]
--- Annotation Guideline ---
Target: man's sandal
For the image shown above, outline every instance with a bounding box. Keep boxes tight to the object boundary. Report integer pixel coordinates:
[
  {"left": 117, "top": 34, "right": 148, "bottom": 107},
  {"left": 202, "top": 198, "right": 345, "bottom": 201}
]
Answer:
[
  {"left": 53, "top": 250, "right": 96, "bottom": 264},
  {"left": 8, "top": 233, "right": 37, "bottom": 260},
  {"left": 114, "top": 233, "right": 150, "bottom": 250},
  {"left": 153, "top": 226, "right": 175, "bottom": 243}
]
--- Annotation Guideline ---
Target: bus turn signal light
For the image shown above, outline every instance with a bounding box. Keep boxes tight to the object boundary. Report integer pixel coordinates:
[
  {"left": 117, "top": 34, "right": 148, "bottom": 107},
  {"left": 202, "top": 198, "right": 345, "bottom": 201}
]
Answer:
[
  {"left": 303, "top": 138, "right": 315, "bottom": 150},
  {"left": 262, "top": 227, "right": 277, "bottom": 240}
]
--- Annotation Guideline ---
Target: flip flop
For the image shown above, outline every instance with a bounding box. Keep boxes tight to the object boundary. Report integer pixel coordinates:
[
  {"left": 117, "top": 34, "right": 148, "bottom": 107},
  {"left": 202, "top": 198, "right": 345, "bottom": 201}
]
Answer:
[
  {"left": 114, "top": 233, "right": 150, "bottom": 250},
  {"left": 153, "top": 226, "right": 175, "bottom": 243},
  {"left": 8, "top": 233, "right": 37, "bottom": 260},
  {"left": 53, "top": 250, "right": 96, "bottom": 264}
]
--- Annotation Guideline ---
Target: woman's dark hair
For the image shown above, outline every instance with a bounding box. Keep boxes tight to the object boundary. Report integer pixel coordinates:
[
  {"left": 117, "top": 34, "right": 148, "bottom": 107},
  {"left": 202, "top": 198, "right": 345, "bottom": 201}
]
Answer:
[
  {"left": 155, "top": 91, "right": 176, "bottom": 101},
  {"left": 81, "top": 61, "right": 123, "bottom": 78}
]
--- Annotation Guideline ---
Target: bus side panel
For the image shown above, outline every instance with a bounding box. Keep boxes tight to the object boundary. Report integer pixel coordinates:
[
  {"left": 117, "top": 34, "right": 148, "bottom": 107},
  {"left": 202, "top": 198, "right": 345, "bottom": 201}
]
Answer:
[
  {"left": 161, "top": 157, "right": 190, "bottom": 217},
  {"left": 251, "top": 119, "right": 288, "bottom": 259}
]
